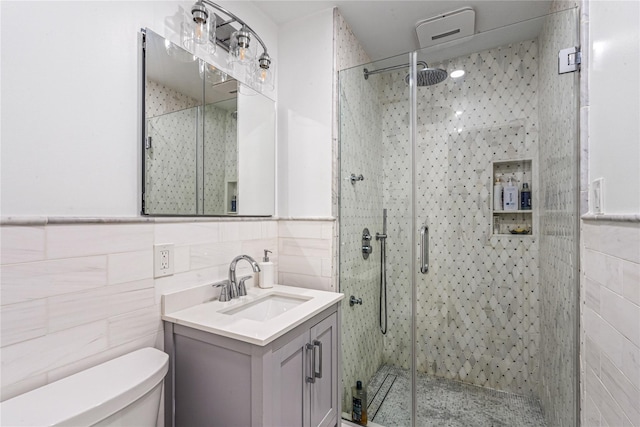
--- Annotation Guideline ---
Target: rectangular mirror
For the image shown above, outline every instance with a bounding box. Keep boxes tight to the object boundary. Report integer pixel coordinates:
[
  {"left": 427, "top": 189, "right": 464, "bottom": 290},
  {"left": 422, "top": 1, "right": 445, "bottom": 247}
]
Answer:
[{"left": 141, "top": 29, "right": 275, "bottom": 216}]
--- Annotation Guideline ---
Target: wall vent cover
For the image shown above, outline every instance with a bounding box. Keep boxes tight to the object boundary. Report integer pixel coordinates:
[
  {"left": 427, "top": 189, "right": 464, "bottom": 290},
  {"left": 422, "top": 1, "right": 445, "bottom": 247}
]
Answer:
[{"left": 416, "top": 7, "right": 475, "bottom": 49}]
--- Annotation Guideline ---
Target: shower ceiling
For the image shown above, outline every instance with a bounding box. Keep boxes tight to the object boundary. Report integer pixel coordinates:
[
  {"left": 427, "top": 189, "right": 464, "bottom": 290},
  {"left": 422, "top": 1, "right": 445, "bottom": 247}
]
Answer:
[{"left": 254, "top": 0, "right": 552, "bottom": 61}]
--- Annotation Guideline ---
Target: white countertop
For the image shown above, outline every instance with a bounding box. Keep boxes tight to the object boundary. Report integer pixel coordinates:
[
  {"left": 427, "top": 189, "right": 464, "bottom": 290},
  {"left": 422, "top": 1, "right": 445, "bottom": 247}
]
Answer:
[{"left": 162, "top": 284, "right": 344, "bottom": 346}]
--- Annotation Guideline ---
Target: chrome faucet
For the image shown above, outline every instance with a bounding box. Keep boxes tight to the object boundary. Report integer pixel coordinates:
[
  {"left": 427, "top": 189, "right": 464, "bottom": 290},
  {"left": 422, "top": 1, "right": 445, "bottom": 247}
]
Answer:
[{"left": 228, "top": 255, "right": 261, "bottom": 299}]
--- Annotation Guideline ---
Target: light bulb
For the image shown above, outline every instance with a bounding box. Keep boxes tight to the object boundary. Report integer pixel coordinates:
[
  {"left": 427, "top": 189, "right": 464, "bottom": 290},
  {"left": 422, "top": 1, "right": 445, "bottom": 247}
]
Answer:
[
  {"left": 194, "top": 20, "right": 208, "bottom": 44},
  {"left": 253, "top": 65, "right": 273, "bottom": 91}
]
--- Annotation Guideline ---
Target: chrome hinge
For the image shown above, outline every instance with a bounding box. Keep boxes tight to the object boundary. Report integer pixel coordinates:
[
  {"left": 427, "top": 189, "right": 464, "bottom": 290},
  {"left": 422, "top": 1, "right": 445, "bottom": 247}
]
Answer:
[
  {"left": 145, "top": 136, "right": 152, "bottom": 149},
  {"left": 559, "top": 46, "right": 581, "bottom": 74}
]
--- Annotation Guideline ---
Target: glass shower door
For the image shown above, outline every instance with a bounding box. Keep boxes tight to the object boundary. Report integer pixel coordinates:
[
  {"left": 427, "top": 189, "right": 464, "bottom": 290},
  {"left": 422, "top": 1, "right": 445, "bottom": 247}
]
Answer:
[
  {"left": 339, "top": 7, "right": 580, "bottom": 426},
  {"left": 339, "top": 52, "right": 415, "bottom": 426},
  {"left": 411, "top": 7, "right": 580, "bottom": 426}
]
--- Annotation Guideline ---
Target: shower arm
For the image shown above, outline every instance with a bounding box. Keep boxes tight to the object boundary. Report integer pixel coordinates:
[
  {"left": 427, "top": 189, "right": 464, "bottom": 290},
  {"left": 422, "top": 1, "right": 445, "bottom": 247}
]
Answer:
[{"left": 364, "top": 61, "right": 428, "bottom": 79}]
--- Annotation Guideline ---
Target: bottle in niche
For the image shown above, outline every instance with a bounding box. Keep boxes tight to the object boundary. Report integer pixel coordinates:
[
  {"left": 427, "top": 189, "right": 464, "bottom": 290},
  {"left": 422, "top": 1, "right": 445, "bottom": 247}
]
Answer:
[
  {"left": 493, "top": 216, "right": 501, "bottom": 235},
  {"left": 520, "top": 182, "right": 531, "bottom": 210},
  {"left": 493, "top": 175, "right": 503, "bottom": 210},
  {"left": 503, "top": 176, "right": 518, "bottom": 211},
  {"left": 352, "top": 380, "right": 368, "bottom": 425},
  {"left": 231, "top": 193, "right": 237, "bottom": 213}
]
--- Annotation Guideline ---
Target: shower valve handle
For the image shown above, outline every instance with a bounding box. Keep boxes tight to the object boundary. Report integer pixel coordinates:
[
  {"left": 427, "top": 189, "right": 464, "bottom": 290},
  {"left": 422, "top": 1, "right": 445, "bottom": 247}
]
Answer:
[
  {"left": 349, "top": 173, "right": 364, "bottom": 184},
  {"left": 349, "top": 296, "right": 363, "bottom": 306}
]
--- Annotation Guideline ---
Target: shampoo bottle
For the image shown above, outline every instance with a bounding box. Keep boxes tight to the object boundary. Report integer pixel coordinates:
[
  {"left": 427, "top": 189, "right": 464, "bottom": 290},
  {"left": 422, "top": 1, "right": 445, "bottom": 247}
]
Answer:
[
  {"left": 231, "top": 193, "right": 237, "bottom": 213},
  {"left": 258, "top": 249, "right": 274, "bottom": 289},
  {"left": 520, "top": 182, "right": 531, "bottom": 210},
  {"left": 493, "top": 175, "right": 503, "bottom": 210},
  {"left": 352, "top": 380, "right": 368, "bottom": 425},
  {"left": 503, "top": 177, "right": 518, "bottom": 211}
]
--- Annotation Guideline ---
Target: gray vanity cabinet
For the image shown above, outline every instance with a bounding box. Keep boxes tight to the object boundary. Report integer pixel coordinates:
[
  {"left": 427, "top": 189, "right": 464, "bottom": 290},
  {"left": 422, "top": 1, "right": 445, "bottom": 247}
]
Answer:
[
  {"left": 164, "top": 304, "right": 339, "bottom": 427},
  {"left": 272, "top": 312, "right": 338, "bottom": 427}
]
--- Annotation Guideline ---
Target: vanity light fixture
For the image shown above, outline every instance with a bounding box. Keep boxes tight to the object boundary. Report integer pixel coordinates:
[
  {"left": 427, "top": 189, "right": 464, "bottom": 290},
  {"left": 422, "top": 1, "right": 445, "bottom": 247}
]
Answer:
[{"left": 183, "top": 0, "right": 274, "bottom": 91}]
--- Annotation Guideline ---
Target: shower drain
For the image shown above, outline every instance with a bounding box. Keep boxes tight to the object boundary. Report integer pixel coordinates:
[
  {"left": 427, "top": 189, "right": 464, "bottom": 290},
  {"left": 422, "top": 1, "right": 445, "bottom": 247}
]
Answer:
[{"left": 367, "top": 372, "right": 397, "bottom": 421}]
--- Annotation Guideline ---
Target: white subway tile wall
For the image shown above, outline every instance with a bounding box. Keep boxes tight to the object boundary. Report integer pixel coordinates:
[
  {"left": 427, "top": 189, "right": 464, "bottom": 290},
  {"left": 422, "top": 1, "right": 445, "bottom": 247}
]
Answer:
[
  {"left": 0, "top": 219, "right": 332, "bottom": 400},
  {"left": 582, "top": 221, "right": 640, "bottom": 427},
  {"left": 277, "top": 221, "right": 334, "bottom": 292}
]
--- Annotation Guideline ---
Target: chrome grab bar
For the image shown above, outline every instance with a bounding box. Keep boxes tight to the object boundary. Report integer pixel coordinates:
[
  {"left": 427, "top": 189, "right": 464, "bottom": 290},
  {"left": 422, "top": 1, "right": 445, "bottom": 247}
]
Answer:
[{"left": 420, "top": 224, "right": 429, "bottom": 274}]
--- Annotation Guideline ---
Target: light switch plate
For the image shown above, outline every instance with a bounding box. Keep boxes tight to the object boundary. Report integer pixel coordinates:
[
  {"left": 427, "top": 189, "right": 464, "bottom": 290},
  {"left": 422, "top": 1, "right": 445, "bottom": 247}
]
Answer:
[
  {"left": 592, "top": 178, "right": 604, "bottom": 214},
  {"left": 154, "top": 243, "right": 174, "bottom": 278}
]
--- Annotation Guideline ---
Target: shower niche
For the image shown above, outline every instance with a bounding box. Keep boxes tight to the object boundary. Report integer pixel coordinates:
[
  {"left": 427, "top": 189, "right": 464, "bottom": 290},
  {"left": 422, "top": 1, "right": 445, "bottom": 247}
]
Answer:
[{"left": 491, "top": 159, "right": 534, "bottom": 236}]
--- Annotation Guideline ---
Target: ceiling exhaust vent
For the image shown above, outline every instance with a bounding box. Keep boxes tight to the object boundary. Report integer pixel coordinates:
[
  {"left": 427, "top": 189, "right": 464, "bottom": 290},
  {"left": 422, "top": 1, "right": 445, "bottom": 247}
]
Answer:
[{"left": 416, "top": 7, "right": 475, "bottom": 49}]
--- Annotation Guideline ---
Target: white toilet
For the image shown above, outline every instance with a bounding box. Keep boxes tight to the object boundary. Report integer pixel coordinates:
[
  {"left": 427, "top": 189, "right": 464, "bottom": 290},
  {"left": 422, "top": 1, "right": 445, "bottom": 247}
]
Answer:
[{"left": 1, "top": 347, "right": 168, "bottom": 426}]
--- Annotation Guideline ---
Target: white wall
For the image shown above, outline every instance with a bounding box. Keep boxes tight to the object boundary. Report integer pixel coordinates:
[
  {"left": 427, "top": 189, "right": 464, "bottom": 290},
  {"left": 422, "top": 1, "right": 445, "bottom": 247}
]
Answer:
[
  {"left": 588, "top": 0, "right": 640, "bottom": 214},
  {"left": 581, "top": 1, "right": 640, "bottom": 425},
  {"left": 0, "top": 1, "right": 278, "bottom": 217},
  {"left": 277, "top": 8, "right": 334, "bottom": 218}
]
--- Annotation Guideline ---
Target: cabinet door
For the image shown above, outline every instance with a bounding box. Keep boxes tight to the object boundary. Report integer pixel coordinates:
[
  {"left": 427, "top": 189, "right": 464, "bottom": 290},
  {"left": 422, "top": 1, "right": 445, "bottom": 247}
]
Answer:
[
  {"left": 309, "top": 313, "right": 338, "bottom": 427},
  {"left": 272, "top": 330, "right": 311, "bottom": 427}
]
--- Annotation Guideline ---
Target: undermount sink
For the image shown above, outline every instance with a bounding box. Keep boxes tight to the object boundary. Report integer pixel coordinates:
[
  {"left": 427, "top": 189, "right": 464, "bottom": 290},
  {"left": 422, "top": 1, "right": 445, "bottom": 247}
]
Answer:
[
  {"left": 220, "top": 293, "right": 311, "bottom": 322},
  {"left": 163, "top": 284, "right": 345, "bottom": 346}
]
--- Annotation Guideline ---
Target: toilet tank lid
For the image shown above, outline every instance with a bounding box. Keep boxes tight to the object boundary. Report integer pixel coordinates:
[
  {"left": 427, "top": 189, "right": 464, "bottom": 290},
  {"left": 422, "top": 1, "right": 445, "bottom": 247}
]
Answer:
[{"left": 0, "top": 347, "right": 169, "bottom": 426}]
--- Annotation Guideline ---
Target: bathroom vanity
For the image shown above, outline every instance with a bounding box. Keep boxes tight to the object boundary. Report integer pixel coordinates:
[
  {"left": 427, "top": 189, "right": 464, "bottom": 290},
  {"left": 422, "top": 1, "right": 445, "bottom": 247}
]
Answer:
[{"left": 162, "top": 285, "right": 343, "bottom": 427}]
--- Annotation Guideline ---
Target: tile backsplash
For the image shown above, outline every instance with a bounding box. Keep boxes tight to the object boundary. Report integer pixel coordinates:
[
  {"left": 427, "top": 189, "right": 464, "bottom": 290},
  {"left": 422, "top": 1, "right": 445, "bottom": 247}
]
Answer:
[
  {"left": 582, "top": 220, "right": 640, "bottom": 427},
  {"left": 0, "top": 218, "right": 333, "bottom": 400}
]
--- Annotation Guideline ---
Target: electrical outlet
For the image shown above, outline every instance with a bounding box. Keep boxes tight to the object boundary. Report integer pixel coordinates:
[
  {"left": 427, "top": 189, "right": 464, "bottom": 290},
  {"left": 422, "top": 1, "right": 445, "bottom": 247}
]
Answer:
[
  {"left": 592, "top": 178, "right": 604, "bottom": 214},
  {"left": 154, "top": 244, "right": 174, "bottom": 278}
]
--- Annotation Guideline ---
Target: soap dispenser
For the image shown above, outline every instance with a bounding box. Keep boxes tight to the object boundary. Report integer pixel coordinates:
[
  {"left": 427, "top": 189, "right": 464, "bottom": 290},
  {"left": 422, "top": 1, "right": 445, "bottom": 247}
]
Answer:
[{"left": 258, "top": 249, "right": 274, "bottom": 289}]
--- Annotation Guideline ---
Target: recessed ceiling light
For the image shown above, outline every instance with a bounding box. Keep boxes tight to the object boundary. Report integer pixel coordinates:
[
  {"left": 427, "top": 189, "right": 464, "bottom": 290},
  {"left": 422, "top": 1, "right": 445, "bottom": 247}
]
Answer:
[{"left": 450, "top": 69, "right": 465, "bottom": 78}]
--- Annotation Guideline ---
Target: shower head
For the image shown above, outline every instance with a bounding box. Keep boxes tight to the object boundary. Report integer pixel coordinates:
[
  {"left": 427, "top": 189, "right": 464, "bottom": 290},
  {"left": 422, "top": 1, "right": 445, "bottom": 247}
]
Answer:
[
  {"left": 363, "top": 61, "right": 447, "bottom": 86},
  {"left": 404, "top": 67, "right": 448, "bottom": 86}
]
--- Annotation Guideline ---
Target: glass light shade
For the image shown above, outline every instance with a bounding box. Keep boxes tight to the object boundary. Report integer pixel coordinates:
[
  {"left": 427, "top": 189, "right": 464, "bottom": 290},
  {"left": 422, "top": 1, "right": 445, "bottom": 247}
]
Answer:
[
  {"left": 182, "top": 13, "right": 216, "bottom": 54},
  {"left": 199, "top": 62, "right": 228, "bottom": 86},
  {"left": 253, "top": 65, "right": 274, "bottom": 92},
  {"left": 165, "top": 38, "right": 196, "bottom": 63},
  {"left": 181, "top": 20, "right": 195, "bottom": 52},
  {"left": 193, "top": 19, "right": 209, "bottom": 44},
  {"left": 228, "top": 29, "right": 255, "bottom": 66}
]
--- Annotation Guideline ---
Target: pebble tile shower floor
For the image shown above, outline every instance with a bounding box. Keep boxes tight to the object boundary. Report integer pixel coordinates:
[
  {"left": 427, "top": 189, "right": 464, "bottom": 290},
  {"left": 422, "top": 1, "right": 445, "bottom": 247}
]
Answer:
[{"left": 365, "top": 365, "right": 547, "bottom": 427}]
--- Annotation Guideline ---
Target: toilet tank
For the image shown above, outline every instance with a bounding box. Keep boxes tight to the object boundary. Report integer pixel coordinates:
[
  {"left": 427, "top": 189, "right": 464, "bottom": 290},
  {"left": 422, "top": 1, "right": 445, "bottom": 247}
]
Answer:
[{"left": 1, "top": 347, "right": 169, "bottom": 426}]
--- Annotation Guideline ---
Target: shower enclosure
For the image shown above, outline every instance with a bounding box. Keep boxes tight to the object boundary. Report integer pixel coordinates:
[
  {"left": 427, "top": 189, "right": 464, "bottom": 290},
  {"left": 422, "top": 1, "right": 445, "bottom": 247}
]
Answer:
[{"left": 339, "top": 7, "right": 580, "bottom": 427}]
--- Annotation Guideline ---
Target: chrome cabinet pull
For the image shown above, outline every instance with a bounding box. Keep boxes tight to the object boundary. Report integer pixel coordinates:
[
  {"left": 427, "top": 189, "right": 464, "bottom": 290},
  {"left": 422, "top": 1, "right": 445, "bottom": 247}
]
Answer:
[
  {"left": 313, "top": 340, "right": 323, "bottom": 379},
  {"left": 306, "top": 343, "right": 316, "bottom": 383},
  {"left": 420, "top": 224, "right": 429, "bottom": 274}
]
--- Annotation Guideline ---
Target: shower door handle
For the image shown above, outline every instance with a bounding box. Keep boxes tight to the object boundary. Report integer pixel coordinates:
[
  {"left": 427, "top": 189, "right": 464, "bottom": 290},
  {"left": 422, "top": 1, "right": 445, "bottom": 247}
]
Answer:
[{"left": 420, "top": 225, "right": 429, "bottom": 274}]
